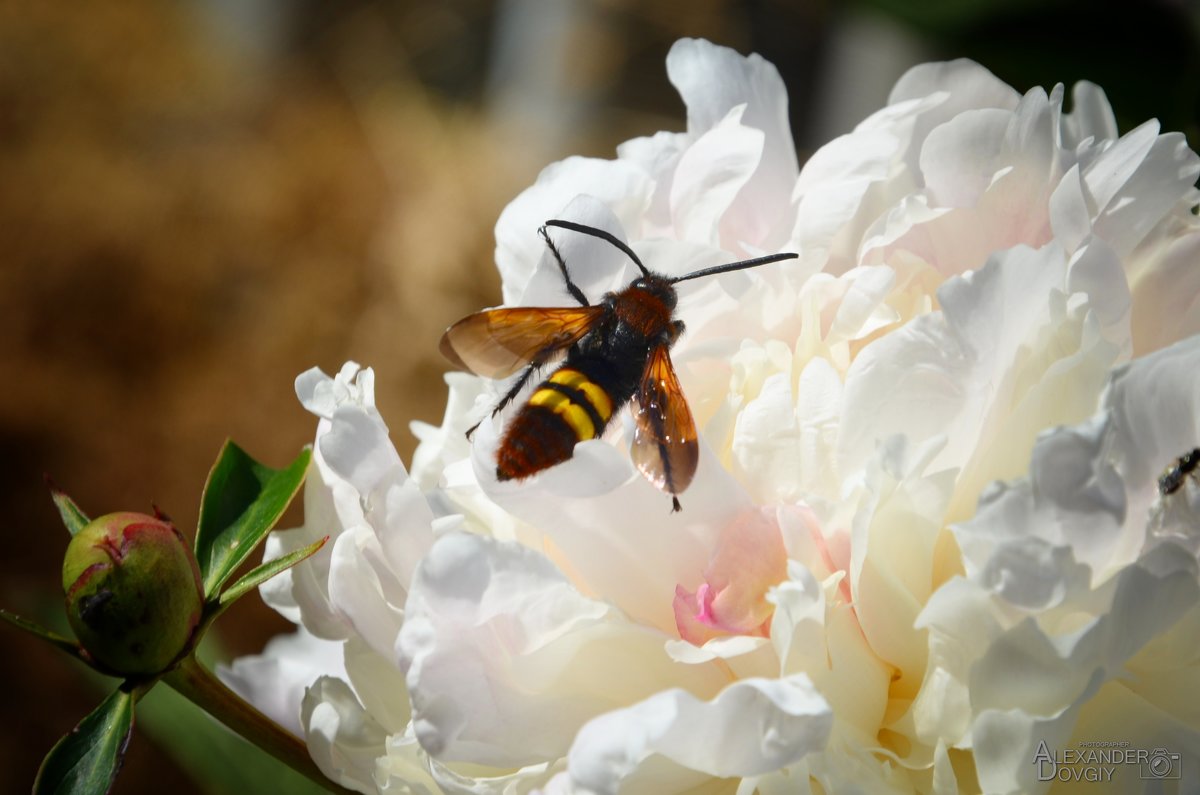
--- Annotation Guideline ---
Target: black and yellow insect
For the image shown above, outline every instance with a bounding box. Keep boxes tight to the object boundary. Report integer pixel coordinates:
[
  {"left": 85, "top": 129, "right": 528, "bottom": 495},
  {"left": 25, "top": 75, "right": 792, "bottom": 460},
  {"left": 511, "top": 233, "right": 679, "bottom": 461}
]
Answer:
[
  {"left": 1159, "top": 447, "right": 1200, "bottom": 496},
  {"left": 440, "top": 219, "right": 797, "bottom": 511}
]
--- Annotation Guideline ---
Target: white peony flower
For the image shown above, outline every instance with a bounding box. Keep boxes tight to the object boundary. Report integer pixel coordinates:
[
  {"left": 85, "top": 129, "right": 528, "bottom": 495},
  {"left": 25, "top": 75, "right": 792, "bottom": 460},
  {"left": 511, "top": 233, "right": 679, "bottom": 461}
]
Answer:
[{"left": 233, "top": 39, "right": 1200, "bottom": 794}]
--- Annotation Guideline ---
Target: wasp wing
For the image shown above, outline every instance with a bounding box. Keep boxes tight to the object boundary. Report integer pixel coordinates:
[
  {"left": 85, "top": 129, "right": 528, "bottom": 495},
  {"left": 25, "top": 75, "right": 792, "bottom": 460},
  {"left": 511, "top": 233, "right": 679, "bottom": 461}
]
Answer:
[
  {"left": 632, "top": 344, "right": 698, "bottom": 506},
  {"left": 440, "top": 306, "right": 604, "bottom": 379}
]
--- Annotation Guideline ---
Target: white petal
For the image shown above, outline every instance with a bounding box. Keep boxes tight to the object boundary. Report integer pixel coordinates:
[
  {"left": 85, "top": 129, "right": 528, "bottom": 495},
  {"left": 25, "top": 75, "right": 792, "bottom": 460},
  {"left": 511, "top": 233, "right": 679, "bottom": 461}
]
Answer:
[
  {"left": 667, "top": 38, "right": 791, "bottom": 151},
  {"left": 791, "top": 126, "right": 905, "bottom": 275},
  {"left": 888, "top": 59, "right": 1019, "bottom": 112},
  {"left": 328, "top": 525, "right": 407, "bottom": 661},
  {"left": 795, "top": 358, "right": 846, "bottom": 499},
  {"left": 616, "top": 131, "right": 687, "bottom": 233},
  {"left": 972, "top": 679, "right": 1095, "bottom": 795},
  {"left": 1048, "top": 164, "right": 1092, "bottom": 254},
  {"left": 1127, "top": 232, "right": 1200, "bottom": 356},
  {"left": 669, "top": 105, "right": 764, "bottom": 247},
  {"left": 953, "top": 416, "right": 1127, "bottom": 584},
  {"left": 1082, "top": 119, "right": 1159, "bottom": 214},
  {"left": 425, "top": 752, "right": 559, "bottom": 795},
  {"left": 1062, "top": 80, "right": 1118, "bottom": 147},
  {"left": 342, "top": 637, "right": 411, "bottom": 735},
  {"left": 260, "top": 452, "right": 357, "bottom": 640},
  {"left": 919, "top": 108, "right": 1011, "bottom": 208},
  {"left": 259, "top": 527, "right": 319, "bottom": 627},
  {"left": 664, "top": 635, "right": 771, "bottom": 665},
  {"left": 398, "top": 533, "right": 728, "bottom": 768},
  {"left": 828, "top": 266, "right": 898, "bottom": 342},
  {"left": 470, "top": 407, "right": 754, "bottom": 635},
  {"left": 218, "top": 628, "right": 346, "bottom": 738},
  {"left": 970, "top": 544, "right": 1200, "bottom": 791},
  {"left": 296, "top": 362, "right": 370, "bottom": 419},
  {"left": 932, "top": 741, "right": 960, "bottom": 795},
  {"left": 666, "top": 38, "right": 798, "bottom": 250},
  {"left": 410, "top": 371, "right": 489, "bottom": 492},
  {"left": 266, "top": 362, "right": 435, "bottom": 642},
  {"left": 917, "top": 344, "right": 1200, "bottom": 787},
  {"left": 1067, "top": 665, "right": 1200, "bottom": 789},
  {"left": 566, "top": 675, "right": 831, "bottom": 794},
  {"left": 495, "top": 158, "right": 652, "bottom": 304},
  {"left": 301, "top": 676, "right": 388, "bottom": 794},
  {"left": 881, "top": 59, "right": 1019, "bottom": 191},
  {"left": 1103, "top": 335, "right": 1200, "bottom": 496},
  {"left": 839, "top": 243, "right": 1121, "bottom": 508},
  {"left": 732, "top": 371, "right": 800, "bottom": 503},
  {"left": 271, "top": 361, "right": 439, "bottom": 658},
  {"left": 768, "top": 561, "right": 828, "bottom": 676},
  {"left": 319, "top": 405, "right": 402, "bottom": 499},
  {"left": 1090, "top": 128, "right": 1200, "bottom": 258},
  {"left": 373, "top": 729, "right": 441, "bottom": 794},
  {"left": 520, "top": 196, "right": 640, "bottom": 307},
  {"left": 848, "top": 436, "right": 952, "bottom": 691}
]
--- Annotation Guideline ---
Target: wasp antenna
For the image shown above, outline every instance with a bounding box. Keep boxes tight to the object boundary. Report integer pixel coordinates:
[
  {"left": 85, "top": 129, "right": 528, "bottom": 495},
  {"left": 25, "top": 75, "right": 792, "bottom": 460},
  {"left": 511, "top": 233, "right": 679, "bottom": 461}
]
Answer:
[
  {"left": 539, "top": 225, "right": 590, "bottom": 306},
  {"left": 544, "top": 219, "right": 651, "bottom": 277},
  {"left": 670, "top": 252, "right": 798, "bottom": 284}
]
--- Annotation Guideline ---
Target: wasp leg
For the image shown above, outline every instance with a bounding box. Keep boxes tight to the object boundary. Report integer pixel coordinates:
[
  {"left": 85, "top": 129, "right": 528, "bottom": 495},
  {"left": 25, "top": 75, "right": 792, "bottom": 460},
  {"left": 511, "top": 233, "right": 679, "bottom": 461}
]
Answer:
[
  {"left": 464, "top": 358, "right": 545, "bottom": 441},
  {"left": 492, "top": 360, "right": 541, "bottom": 416},
  {"left": 539, "top": 225, "right": 590, "bottom": 307}
]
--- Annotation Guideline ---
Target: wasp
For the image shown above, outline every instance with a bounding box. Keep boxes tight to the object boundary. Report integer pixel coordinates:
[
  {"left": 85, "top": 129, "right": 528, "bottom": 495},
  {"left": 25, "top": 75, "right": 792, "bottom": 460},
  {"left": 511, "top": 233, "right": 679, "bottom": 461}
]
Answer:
[
  {"left": 440, "top": 219, "right": 798, "bottom": 511},
  {"left": 1159, "top": 448, "right": 1200, "bottom": 496}
]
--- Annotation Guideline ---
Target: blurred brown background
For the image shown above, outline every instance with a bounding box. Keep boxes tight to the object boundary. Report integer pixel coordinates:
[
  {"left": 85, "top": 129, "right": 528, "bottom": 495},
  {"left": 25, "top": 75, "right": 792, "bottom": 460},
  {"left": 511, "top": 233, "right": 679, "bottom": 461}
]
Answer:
[{"left": 1, "top": 1, "right": 1195, "bottom": 792}]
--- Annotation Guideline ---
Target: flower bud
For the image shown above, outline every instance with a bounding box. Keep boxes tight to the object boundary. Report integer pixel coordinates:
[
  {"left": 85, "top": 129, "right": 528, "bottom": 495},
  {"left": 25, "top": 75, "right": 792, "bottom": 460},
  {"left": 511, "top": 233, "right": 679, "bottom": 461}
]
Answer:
[{"left": 62, "top": 512, "right": 204, "bottom": 675}]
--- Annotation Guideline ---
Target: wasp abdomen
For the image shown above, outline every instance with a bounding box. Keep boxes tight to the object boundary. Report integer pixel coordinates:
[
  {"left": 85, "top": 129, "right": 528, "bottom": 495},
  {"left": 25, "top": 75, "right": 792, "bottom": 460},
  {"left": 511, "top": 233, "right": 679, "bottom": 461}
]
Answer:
[{"left": 496, "top": 367, "right": 617, "bottom": 480}]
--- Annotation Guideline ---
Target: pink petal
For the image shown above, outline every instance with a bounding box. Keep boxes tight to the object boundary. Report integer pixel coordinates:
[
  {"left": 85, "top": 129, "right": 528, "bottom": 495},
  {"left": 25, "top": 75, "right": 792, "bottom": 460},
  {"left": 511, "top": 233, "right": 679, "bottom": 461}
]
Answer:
[{"left": 674, "top": 507, "right": 788, "bottom": 644}]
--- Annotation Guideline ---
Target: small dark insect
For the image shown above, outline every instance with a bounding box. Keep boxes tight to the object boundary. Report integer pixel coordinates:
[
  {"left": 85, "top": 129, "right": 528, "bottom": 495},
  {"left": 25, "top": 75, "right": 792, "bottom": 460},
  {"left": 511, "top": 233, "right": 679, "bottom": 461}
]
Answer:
[
  {"left": 440, "top": 219, "right": 798, "bottom": 511},
  {"left": 1159, "top": 448, "right": 1200, "bottom": 496}
]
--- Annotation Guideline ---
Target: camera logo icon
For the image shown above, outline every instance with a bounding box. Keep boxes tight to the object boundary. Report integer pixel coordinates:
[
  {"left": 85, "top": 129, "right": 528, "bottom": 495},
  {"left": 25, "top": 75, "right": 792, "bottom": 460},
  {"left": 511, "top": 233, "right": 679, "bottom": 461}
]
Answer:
[{"left": 1140, "top": 748, "right": 1181, "bottom": 780}]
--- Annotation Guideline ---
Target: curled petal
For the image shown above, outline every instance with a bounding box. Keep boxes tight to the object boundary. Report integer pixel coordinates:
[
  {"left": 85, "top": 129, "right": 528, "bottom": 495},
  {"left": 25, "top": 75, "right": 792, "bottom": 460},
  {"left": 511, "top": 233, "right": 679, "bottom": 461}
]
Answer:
[
  {"left": 327, "top": 526, "right": 406, "bottom": 662},
  {"left": 495, "top": 160, "right": 653, "bottom": 305},
  {"left": 471, "top": 411, "right": 754, "bottom": 636},
  {"left": 566, "top": 675, "right": 832, "bottom": 794},
  {"left": 397, "top": 532, "right": 728, "bottom": 768},
  {"left": 669, "top": 105, "right": 764, "bottom": 248},
  {"left": 218, "top": 628, "right": 346, "bottom": 738},
  {"left": 301, "top": 676, "right": 388, "bottom": 794},
  {"left": 263, "top": 363, "right": 436, "bottom": 652},
  {"left": 667, "top": 38, "right": 798, "bottom": 251},
  {"left": 519, "top": 196, "right": 641, "bottom": 306}
]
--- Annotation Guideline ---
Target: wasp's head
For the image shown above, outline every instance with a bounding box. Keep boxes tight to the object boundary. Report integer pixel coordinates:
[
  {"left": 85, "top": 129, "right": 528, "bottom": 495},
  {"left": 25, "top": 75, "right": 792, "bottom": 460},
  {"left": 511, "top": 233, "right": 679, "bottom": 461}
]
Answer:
[{"left": 631, "top": 273, "right": 678, "bottom": 311}]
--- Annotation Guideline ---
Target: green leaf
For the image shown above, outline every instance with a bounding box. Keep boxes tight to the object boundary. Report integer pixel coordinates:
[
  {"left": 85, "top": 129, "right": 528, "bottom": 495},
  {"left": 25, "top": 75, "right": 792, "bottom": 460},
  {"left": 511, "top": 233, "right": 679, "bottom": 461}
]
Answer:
[
  {"left": 34, "top": 687, "right": 135, "bottom": 795},
  {"left": 132, "top": 678, "right": 331, "bottom": 795},
  {"left": 0, "top": 608, "right": 84, "bottom": 660},
  {"left": 195, "top": 441, "right": 311, "bottom": 599},
  {"left": 218, "top": 536, "right": 329, "bottom": 610},
  {"left": 48, "top": 480, "right": 90, "bottom": 537}
]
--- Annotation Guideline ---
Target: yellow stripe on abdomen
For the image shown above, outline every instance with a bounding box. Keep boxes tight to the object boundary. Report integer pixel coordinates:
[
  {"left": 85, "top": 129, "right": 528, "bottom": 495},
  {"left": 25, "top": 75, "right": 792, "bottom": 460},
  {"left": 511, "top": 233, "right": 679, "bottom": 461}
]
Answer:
[
  {"left": 548, "top": 369, "right": 614, "bottom": 422},
  {"left": 529, "top": 387, "right": 597, "bottom": 441}
]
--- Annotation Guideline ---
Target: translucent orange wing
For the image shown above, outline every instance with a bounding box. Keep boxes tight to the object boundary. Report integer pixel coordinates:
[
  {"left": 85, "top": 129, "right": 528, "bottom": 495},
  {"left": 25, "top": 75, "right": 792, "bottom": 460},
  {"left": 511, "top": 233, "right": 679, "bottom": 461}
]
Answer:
[
  {"left": 632, "top": 344, "right": 698, "bottom": 508},
  {"left": 440, "top": 306, "right": 604, "bottom": 379}
]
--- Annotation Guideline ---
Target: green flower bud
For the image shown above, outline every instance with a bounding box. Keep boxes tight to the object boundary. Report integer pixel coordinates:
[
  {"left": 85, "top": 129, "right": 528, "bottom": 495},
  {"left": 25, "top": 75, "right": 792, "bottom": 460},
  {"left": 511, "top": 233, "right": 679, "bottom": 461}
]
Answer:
[{"left": 63, "top": 512, "right": 204, "bottom": 676}]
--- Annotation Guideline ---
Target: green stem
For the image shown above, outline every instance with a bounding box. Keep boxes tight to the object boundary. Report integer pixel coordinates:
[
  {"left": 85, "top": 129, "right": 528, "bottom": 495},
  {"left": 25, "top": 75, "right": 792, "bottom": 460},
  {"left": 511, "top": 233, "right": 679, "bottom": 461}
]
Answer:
[{"left": 164, "top": 656, "right": 359, "bottom": 795}]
